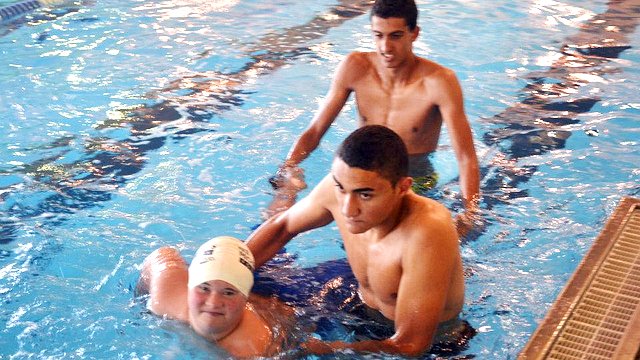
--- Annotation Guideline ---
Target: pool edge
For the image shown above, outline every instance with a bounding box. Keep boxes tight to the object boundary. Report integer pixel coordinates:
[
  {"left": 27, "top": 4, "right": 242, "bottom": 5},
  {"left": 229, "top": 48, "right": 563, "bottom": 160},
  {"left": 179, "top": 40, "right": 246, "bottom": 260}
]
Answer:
[{"left": 518, "top": 196, "right": 640, "bottom": 360}]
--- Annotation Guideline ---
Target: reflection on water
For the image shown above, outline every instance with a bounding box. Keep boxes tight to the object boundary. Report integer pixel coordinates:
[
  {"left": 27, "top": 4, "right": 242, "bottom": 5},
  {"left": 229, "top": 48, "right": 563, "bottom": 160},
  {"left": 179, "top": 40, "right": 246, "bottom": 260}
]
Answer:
[
  {"left": 478, "top": 0, "right": 640, "bottom": 211},
  {"left": 0, "top": 0, "right": 374, "bottom": 244}
]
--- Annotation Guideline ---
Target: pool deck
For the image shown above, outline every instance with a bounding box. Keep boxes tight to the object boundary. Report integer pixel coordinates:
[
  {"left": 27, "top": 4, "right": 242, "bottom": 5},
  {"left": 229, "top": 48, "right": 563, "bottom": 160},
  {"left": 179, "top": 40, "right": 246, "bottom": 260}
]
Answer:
[{"left": 518, "top": 197, "right": 640, "bottom": 360}]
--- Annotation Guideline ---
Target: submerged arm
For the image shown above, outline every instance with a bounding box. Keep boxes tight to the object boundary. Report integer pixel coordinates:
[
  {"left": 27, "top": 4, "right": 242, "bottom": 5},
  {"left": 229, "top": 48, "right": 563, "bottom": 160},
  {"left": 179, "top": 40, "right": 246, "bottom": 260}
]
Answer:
[
  {"left": 438, "top": 69, "right": 480, "bottom": 209},
  {"left": 265, "top": 57, "right": 354, "bottom": 217}
]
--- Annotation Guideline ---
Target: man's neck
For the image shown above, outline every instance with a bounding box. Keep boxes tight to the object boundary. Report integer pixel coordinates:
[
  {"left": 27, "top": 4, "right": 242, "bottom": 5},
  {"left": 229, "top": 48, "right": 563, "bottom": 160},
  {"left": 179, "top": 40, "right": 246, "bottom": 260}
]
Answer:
[{"left": 377, "top": 53, "right": 418, "bottom": 87}]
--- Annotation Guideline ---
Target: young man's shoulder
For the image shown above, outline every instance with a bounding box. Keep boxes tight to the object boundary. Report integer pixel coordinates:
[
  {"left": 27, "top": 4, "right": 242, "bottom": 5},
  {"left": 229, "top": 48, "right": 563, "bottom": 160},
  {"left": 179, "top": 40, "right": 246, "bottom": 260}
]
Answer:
[
  {"left": 345, "top": 50, "right": 374, "bottom": 62},
  {"left": 415, "top": 57, "right": 457, "bottom": 81},
  {"left": 302, "top": 174, "right": 339, "bottom": 210},
  {"left": 401, "top": 195, "right": 459, "bottom": 249},
  {"left": 340, "top": 51, "right": 376, "bottom": 73},
  {"left": 406, "top": 193, "right": 455, "bottom": 225}
]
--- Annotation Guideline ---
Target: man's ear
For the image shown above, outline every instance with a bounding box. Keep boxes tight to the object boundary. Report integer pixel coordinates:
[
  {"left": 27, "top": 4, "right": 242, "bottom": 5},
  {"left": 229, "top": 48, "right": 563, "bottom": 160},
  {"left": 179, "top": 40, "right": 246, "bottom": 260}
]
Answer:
[
  {"left": 411, "top": 26, "right": 420, "bottom": 41},
  {"left": 398, "top": 176, "right": 413, "bottom": 194}
]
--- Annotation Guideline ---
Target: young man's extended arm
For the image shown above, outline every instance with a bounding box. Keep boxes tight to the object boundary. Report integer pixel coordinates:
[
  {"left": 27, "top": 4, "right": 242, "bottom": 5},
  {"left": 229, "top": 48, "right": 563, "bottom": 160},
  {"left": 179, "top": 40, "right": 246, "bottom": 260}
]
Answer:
[
  {"left": 303, "top": 204, "right": 460, "bottom": 357},
  {"left": 283, "top": 55, "right": 356, "bottom": 168},
  {"left": 248, "top": 175, "right": 336, "bottom": 268},
  {"left": 265, "top": 55, "right": 357, "bottom": 218},
  {"left": 434, "top": 69, "right": 481, "bottom": 234}
]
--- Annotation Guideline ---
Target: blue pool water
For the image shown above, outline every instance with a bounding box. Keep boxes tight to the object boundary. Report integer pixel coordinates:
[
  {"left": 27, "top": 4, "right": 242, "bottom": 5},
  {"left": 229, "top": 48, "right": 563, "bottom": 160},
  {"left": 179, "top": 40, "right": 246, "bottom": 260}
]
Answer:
[{"left": 1, "top": 0, "right": 639, "bottom": 358}]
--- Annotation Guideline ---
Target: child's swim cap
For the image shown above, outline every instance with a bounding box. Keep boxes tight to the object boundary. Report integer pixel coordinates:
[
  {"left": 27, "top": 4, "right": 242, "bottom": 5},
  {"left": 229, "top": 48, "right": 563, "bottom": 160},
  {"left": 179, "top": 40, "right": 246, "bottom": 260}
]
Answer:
[{"left": 188, "top": 236, "right": 255, "bottom": 297}]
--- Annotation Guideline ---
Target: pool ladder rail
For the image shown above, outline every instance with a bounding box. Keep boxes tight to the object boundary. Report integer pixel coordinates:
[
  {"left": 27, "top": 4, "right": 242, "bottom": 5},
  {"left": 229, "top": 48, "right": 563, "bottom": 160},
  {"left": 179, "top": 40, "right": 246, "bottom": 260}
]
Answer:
[
  {"left": 519, "top": 197, "right": 640, "bottom": 360},
  {"left": 0, "top": 0, "right": 73, "bottom": 23}
]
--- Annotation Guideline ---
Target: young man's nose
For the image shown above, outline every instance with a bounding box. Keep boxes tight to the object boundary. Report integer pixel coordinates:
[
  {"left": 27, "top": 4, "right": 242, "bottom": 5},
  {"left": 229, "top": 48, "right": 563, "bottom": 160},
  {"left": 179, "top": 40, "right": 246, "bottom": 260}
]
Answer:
[
  {"left": 342, "top": 195, "right": 360, "bottom": 218},
  {"left": 379, "top": 37, "right": 392, "bottom": 53}
]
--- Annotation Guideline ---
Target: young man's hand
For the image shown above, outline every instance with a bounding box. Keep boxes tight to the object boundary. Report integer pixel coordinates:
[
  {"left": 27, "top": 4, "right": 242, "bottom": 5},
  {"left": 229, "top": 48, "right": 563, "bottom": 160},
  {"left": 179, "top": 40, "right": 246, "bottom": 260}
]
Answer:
[
  {"left": 455, "top": 207, "right": 483, "bottom": 239},
  {"left": 263, "top": 166, "right": 307, "bottom": 219}
]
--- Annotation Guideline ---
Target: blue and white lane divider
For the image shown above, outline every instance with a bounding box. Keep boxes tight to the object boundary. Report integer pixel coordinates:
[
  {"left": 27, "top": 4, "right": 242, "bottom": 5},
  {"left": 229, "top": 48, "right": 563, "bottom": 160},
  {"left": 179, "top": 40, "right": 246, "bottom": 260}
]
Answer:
[{"left": 0, "top": 0, "right": 67, "bottom": 23}]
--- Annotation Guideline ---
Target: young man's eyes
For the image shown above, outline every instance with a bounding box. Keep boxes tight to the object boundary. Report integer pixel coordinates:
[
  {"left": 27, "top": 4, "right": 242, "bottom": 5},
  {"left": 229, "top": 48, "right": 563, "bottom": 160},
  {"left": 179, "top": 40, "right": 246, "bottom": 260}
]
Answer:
[
  {"left": 334, "top": 187, "right": 374, "bottom": 199},
  {"left": 373, "top": 32, "right": 404, "bottom": 39},
  {"left": 359, "top": 192, "right": 372, "bottom": 200}
]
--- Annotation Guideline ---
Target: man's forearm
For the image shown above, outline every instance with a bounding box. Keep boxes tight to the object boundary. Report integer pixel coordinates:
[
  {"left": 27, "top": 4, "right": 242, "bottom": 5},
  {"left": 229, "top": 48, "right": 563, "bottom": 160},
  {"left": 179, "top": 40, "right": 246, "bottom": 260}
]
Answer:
[
  {"left": 459, "top": 156, "right": 480, "bottom": 211},
  {"left": 284, "top": 129, "right": 322, "bottom": 167},
  {"left": 246, "top": 216, "right": 293, "bottom": 268}
]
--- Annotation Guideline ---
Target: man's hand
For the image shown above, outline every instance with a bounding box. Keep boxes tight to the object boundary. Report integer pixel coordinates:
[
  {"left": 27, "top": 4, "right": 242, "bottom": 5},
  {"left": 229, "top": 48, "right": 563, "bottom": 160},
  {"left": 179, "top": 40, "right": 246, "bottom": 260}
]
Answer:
[
  {"left": 263, "top": 166, "right": 307, "bottom": 219},
  {"left": 455, "top": 207, "right": 483, "bottom": 239},
  {"left": 270, "top": 165, "right": 307, "bottom": 192}
]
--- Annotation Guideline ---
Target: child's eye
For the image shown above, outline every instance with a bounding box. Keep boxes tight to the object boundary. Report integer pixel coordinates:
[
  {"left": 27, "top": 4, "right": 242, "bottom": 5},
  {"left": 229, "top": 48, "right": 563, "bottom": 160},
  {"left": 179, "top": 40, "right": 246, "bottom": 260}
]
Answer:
[{"left": 223, "top": 289, "right": 238, "bottom": 296}]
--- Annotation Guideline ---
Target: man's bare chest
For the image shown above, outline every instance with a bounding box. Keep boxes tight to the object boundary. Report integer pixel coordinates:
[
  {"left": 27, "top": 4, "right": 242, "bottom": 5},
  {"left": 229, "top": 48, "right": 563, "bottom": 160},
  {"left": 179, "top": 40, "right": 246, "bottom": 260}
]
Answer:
[
  {"left": 345, "top": 238, "right": 403, "bottom": 301},
  {"left": 353, "top": 84, "right": 439, "bottom": 128}
]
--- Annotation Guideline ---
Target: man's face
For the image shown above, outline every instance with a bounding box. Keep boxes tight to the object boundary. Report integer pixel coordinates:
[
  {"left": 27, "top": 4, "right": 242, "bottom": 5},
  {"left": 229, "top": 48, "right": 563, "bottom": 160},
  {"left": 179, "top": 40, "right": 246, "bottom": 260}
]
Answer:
[
  {"left": 331, "top": 158, "right": 407, "bottom": 234},
  {"left": 187, "top": 280, "right": 247, "bottom": 341},
  {"left": 371, "top": 15, "right": 418, "bottom": 68}
]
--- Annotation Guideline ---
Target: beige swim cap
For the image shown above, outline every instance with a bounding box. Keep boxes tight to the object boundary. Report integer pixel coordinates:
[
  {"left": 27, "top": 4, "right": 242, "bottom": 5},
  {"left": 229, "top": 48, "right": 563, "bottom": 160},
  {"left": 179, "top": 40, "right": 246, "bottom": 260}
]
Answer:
[{"left": 188, "top": 236, "right": 255, "bottom": 297}]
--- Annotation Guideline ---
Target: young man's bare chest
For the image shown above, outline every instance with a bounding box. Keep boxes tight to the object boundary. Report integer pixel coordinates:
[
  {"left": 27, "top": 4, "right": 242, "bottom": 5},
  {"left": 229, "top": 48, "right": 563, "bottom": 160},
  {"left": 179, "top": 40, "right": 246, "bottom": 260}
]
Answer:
[
  {"left": 352, "top": 81, "right": 443, "bottom": 154},
  {"left": 343, "top": 234, "right": 403, "bottom": 316}
]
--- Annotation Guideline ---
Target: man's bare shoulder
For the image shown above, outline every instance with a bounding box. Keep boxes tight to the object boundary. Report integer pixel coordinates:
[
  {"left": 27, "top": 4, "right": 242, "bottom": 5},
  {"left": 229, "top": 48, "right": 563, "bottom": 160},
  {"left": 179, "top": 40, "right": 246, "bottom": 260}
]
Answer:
[
  {"left": 415, "top": 57, "right": 457, "bottom": 82},
  {"left": 408, "top": 192, "right": 451, "bottom": 215},
  {"left": 336, "top": 52, "right": 376, "bottom": 83},
  {"left": 344, "top": 51, "right": 376, "bottom": 66},
  {"left": 288, "top": 174, "right": 338, "bottom": 220},
  {"left": 311, "top": 174, "right": 339, "bottom": 208},
  {"left": 403, "top": 193, "right": 457, "bottom": 238}
]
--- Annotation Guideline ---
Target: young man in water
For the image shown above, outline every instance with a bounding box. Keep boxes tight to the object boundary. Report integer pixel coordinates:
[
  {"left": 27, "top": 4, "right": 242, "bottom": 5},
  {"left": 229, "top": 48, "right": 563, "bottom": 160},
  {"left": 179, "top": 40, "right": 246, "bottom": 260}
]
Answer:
[
  {"left": 137, "top": 236, "right": 294, "bottom": 358},
  {"left": 270, "top": 0, "right": 480, "bottom": 234},
  {"left": 248, "top": 125, "right": 465, "bottom": 356}
]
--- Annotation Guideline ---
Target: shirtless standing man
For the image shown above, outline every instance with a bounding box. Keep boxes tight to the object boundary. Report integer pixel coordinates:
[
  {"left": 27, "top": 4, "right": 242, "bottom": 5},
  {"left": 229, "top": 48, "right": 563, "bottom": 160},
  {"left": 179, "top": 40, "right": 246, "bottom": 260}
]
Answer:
[
  {"left": 270, "top": 0, "right": 480, "bottom": 234},
  {"left": 249, "top": 125, "right": 464, "bottom": 356}
]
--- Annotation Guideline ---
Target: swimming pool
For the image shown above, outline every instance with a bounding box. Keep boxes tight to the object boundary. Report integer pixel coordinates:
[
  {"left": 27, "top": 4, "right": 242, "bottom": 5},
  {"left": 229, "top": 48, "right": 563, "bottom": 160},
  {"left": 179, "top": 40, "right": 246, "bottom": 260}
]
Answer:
[{"left": 1, "top": 0, "right": 639, "bottom": 358}]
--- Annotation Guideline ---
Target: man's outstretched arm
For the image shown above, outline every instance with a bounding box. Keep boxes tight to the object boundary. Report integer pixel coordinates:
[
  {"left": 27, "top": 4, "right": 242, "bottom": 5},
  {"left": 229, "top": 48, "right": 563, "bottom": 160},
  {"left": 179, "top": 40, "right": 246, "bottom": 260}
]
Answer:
[
  {"left": 249, "top": 175, "right": 336, "bottom": 267},
  {"left": 265, "top": 56, "right": 356, "bottom": 219},
  {"left": 435, "top": 69, "right": 481, "bottom": 235},
  {"left": 283, "top": 55, "right": 355, "bottom": 169}
]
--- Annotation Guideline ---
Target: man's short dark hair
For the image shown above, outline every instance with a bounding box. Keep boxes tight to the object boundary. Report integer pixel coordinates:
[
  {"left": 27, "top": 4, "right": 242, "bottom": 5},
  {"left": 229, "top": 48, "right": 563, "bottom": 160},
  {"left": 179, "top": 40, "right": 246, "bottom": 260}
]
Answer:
[
  {"left": 371, "top": 0, "right": 418, "bottom": 31},
  {"left": 336, "top": 125, "right": 408, "bottom": 186}
]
